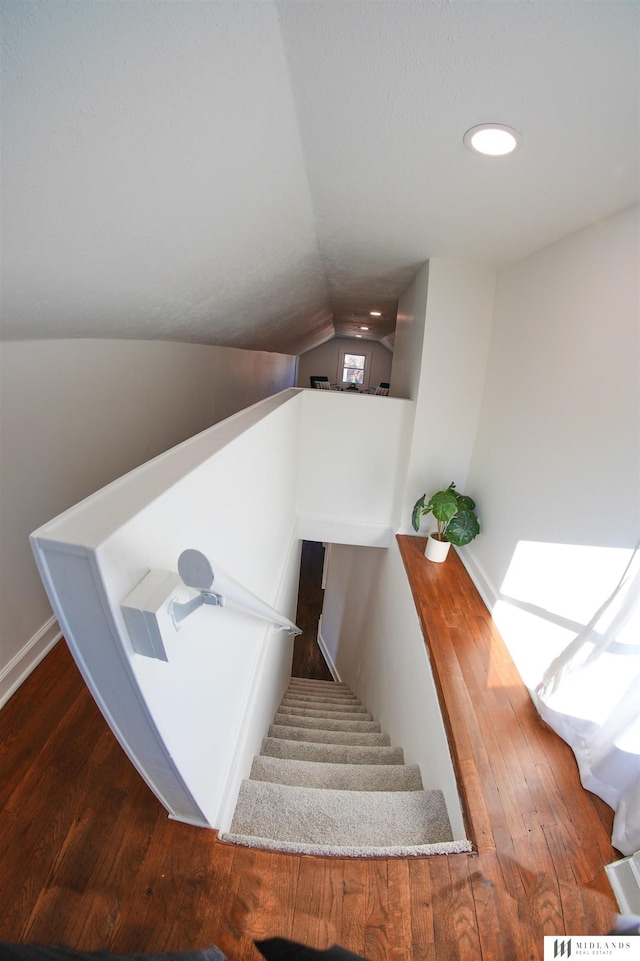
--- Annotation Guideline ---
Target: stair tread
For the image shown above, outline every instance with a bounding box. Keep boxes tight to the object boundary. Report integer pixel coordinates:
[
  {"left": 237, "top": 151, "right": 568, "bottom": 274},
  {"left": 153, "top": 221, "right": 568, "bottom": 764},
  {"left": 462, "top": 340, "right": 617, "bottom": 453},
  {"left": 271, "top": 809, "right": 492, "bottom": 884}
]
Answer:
[
  {"left": 282, "top": 693, "right": 366, "bottom": 710},
  {"left": 272, "top": 713, "right": 381, "bottom": 733},
  {"left": 288, "top": 678, "right": 349, "bottom": 687},
  {"left": 268, "top": 724, "right": 391, "bottom": 746},
  {"left": 249, "top": 756, "right": 424, "bottom": 791},
  {"left": 277, "top": 705, "right": 375, "bottom": 721},
  {"left": 281, "top": 698, "right": 369, "bottom": 713},
  {"left": 261, "top": 736, "right": 404, "bottom": 765},
  {"left": 229, "top": 781, "right": 453, "bottom": 847}
]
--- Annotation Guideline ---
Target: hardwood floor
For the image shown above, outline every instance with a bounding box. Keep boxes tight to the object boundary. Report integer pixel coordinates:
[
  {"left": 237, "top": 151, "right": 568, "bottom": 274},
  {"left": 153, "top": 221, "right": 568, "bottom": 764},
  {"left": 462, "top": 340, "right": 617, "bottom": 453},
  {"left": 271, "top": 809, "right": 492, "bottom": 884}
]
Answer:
[
  {"left": 291, "top": 540, "right": 333, "bottom": 681},
  {"left": 396, "top": 536, "right": 619, "bottom": 955},
  {"left": 0, "top": 538, "right": 619, "bottom": 959}
]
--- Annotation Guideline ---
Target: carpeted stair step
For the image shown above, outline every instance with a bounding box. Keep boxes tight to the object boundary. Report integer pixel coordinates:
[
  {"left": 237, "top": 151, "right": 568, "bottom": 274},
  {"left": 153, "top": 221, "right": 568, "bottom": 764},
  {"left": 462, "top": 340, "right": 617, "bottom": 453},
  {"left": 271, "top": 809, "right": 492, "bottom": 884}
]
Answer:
[
  {"left": 287, "top": 688, "right": 360, "bottom": 699},
  {"left": 280, "top": 697, "right": 370, "bottom": 713},
  {"left": 260, "top": 736, "right": 405, "bottom": 765},
  {"left": 284, "top": 687, "right": 360, "bottom": 703},
  {"left": 267, "top": 724, "right": 391, "bottom": 747},
  {"left": 249, "top": 756, "right": 424, "bottom": 791},
  {"left": 288, "top": 678, "right": 349, "bottom": 688},
  {"left": 221, "top": 677, "right": 472, "bottom": 858},
  {"left": 226, "top": 781, "right": 454, "bottom": 847},
  {"left": 277, "top": 704, "right": 375, "bottom": 721},
  {"left": 267, "top": 724, "right": 391, "bottom": 746},
  {"left": 287, "top": 679, "right": 358, "bottom": 691},
  {"left": 271, "top": 713, "right": 381, "bottom": 733},
  {"left": 286, "top": 683, "right": 351, "bottom": 696},
  {"left": 286, "top": 682, "right": 361, "bottom": 694}
]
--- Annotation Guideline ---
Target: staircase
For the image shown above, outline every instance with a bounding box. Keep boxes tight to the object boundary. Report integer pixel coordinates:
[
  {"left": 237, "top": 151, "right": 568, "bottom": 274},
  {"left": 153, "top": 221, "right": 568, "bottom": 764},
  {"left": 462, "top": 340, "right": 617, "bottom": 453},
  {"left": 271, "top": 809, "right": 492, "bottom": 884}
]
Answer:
[{"left": 221, "top": 678, "right": 471, "bottom": 857}]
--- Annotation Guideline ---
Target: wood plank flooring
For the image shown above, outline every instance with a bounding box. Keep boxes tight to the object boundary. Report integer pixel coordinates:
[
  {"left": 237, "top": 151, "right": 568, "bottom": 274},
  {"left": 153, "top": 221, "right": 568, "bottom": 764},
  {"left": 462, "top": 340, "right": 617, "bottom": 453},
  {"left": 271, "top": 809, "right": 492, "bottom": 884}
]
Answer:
[
  {"left": 291, "top": 540, "right": 333, "bottom": 681},
  {"left": 0, "top": 537, "right": 619, "bottom": 959},
  {"left": 396, "top": 536, "right": 619, "bottom": 953}
]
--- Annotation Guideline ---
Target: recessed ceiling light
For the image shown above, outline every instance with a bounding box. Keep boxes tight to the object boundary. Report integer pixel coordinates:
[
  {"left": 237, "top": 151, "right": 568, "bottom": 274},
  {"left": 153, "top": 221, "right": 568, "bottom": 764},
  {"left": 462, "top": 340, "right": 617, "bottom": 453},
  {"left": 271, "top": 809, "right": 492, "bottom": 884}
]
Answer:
[
  {"left": 360, "top": 326, "right": 369, "bottom": 331},
  {"left": 464, "top": 123, "right": 521, "bottom": 156},
  {"left": 370, "top": 311, "right": 382, "bottom": 316},
  {"left": 355, "top": 334, "right": 362, "bottom": 338}
]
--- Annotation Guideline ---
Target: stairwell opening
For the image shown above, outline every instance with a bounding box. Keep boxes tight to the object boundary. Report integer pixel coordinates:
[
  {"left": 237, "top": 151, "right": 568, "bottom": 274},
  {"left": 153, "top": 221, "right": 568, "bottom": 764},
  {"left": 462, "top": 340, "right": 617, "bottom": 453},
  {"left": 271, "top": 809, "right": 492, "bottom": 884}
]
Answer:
[
  {"left": 220, "top": 674, "right": 471, "bottom": 856},
  {"left": 292, "top": 540, "right": 333, "bottom": 681}
]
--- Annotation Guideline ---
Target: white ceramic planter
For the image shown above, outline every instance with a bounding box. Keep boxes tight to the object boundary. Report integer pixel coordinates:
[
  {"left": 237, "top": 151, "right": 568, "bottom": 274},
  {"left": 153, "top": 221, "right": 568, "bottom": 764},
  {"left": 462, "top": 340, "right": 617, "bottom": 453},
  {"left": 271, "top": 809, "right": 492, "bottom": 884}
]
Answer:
[{"left": 425, "top": 535, "right": 451, "bottom": 563}]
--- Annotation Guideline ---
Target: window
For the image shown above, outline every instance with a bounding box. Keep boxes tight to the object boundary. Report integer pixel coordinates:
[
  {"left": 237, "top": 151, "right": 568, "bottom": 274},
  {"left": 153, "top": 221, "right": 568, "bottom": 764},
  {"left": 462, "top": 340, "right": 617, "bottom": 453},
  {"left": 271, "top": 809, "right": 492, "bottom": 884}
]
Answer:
[{"left": 341, "top": 352, "right": 366, "bottom": 386}]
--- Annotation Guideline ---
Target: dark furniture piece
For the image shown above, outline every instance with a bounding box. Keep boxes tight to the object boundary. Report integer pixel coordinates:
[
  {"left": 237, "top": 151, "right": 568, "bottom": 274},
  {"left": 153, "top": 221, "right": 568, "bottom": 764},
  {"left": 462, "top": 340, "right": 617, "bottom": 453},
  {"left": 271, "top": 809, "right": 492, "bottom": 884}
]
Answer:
[{"left": 309, "top": 375, "right": 339, "bottom": 390}]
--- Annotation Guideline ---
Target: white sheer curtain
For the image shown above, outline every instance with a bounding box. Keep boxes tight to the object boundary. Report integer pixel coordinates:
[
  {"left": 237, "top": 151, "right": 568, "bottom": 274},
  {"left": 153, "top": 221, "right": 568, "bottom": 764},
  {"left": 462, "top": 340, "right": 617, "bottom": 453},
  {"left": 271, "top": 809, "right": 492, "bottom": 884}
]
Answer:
[{"left": 535, "top": 542, "right": 640, "bottom": 856}]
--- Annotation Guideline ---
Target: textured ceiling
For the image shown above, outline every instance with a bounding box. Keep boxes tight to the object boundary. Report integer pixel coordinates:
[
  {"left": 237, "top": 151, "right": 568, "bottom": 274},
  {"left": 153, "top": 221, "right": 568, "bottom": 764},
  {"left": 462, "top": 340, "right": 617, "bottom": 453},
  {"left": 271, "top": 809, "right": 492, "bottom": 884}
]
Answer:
[{"left": 1, "top": 1, "right": 638, "bottom": 355}]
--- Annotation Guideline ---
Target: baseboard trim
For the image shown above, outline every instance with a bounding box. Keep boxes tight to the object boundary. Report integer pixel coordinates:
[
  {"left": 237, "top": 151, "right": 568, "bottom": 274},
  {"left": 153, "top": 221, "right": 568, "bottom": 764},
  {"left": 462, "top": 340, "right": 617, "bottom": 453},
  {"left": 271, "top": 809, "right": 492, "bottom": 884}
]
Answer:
[
  {"left": 317, "top": 619, "right": 341, "bottom": 682},
  {"left": 0, "top": 616, "right": 62, "bottom": 710},
  {"left": 455, "top": 546, "right": 499, "bottom": 615},
  {"left": 168, "top": 812, "right": 214, "bottom": 829}
]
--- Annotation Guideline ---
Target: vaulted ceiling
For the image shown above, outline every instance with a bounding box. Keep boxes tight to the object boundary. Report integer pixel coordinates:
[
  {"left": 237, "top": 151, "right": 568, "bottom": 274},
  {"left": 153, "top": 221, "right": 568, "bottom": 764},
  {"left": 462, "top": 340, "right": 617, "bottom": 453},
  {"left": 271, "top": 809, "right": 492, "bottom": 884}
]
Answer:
[{"left": 2, "top": 1, "right": 638, "bottom": 355}]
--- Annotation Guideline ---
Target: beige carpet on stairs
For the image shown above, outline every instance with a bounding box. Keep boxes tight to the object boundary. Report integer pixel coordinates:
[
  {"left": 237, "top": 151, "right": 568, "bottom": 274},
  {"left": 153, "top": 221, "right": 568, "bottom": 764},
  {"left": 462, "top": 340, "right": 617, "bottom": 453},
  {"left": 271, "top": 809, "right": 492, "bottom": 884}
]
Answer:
[{"left": 220, "top": 678, "right": 472, "bottom": 857}]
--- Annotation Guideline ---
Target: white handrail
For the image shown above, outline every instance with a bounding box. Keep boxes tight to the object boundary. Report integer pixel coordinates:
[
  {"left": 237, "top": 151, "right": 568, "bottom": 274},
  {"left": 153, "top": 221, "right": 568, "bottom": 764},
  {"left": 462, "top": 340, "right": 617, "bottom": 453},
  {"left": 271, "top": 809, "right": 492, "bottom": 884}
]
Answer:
[{"left": 169, "top": 548, "right": 302, "bottom": 636}]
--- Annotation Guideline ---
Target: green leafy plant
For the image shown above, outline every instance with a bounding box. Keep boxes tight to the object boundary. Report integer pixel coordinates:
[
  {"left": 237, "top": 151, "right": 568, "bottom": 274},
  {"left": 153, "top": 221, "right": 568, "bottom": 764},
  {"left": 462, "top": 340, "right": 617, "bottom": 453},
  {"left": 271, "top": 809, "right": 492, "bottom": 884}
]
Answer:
[{"left": 411, "top": 482, "right": 480, "bottom": 547}]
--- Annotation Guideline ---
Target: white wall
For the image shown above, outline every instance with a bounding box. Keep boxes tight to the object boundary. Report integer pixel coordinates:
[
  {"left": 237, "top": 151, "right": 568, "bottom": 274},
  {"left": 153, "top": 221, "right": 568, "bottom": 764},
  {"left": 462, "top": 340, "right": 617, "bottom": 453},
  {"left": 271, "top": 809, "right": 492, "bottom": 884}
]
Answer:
[
  {"left": 31, "top": 391, "right": 304, "bottom": 828},
  {"left": 0, "top": 339, "right": 296, "bottom": 707},
  {"left": 319, "top": 540, "right": 466, "bottom": 840},
  {"left": 30, "top": 387, "right": 417, "bottom": 827},
  {"left": 296, "top": 390, "right": 413, "bottom": 546},
  {"left": 396, "top": 259, "right": 496, "bottom": 534},
  {"left": 389, "top": 262, "right": 429, "bottom": 402},
  {"left": 297, "top": 336, "right": 392, "bottom": 392},
  {"left": 463, "top": 205, "right": 640, "bottom": 687}
]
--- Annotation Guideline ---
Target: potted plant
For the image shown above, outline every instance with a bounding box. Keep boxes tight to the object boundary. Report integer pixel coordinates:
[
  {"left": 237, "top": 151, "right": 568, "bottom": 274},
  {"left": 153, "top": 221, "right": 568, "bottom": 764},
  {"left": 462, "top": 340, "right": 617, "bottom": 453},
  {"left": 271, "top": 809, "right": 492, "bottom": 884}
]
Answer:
[{"left": 412, "top": 482, "right": 480, "bottom": 562}]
